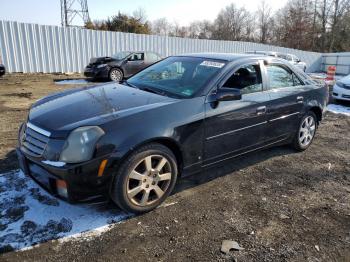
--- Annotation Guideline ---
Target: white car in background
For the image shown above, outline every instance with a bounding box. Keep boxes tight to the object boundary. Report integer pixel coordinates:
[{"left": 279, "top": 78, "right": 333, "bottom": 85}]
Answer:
[
  {"left": 276, "top": 53, "right": 307, "bottom": 72},
  {"left": 333, "top": 75, "right": 350, "bottom": 101},
  {"left": 245, "top": 51, "right": 307, "bottom": 72}
]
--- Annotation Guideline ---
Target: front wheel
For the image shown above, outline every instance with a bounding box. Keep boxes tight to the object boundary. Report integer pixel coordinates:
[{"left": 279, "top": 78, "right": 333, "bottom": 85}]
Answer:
[
  {"left": 110, "top": 143, "right": 178, "bottom": 214},
  {"left": 109, "top": 68, "right": 123, "bottom": 82},
  {"left": 291, "top": 111, "right": 317, "bottom": 151}
]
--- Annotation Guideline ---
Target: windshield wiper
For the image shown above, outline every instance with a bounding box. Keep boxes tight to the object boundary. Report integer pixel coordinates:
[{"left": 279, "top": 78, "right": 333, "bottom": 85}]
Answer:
[
  {"left": 140, "top": 87, "right": 167, "bottom": 96},
  {"left": 121, "top": 80, "right": 137, "bottom": 88}
]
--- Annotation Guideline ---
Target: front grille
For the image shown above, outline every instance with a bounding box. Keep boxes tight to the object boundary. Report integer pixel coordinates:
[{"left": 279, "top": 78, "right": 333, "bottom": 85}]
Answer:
[{"left": 21, "top": 123, "right": 50, "bottom": 157}]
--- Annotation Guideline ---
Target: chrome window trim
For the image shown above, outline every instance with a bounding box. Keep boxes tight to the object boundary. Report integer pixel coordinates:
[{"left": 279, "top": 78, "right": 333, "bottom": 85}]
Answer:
[{"left": 27, "top": 122, "right": 51, "bottom": 137}]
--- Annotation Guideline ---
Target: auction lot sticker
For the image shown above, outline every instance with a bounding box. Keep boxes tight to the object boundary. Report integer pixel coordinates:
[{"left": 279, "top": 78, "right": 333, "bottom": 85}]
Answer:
[{"left": 200, "top": 61, "right": 225, "bottom": 68}]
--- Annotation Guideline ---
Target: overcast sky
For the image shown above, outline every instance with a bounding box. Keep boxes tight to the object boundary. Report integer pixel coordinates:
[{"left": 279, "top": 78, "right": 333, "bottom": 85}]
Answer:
[{"left": 0, "top": 0, "right": 288, "bottom": 26}]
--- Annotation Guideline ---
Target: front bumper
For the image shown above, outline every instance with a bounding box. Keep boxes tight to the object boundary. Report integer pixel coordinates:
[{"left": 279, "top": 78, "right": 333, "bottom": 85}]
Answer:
[
  {"left": 17, "top": 148, "right": 116, "bottom": 202},
  {"left": 332, "top": 84, "right": 350, "bottom": 101},
  {"left": 84, "top": 66, "right": 109, "bottom": 79}
]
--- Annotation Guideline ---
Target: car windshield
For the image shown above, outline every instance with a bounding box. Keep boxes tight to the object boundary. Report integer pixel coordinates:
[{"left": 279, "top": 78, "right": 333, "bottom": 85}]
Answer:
[
  {"left": 112, "top": 51, "right": 131, "bottom": 60},
  {"left": 127, "top": 56, "right": 227, "bottom": 98}
]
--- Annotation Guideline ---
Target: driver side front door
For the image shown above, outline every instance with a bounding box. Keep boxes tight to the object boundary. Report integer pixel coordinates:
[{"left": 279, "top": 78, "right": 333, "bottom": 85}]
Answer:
[{"left": 203, "top": 61, "right": 270, "bottom": 167}]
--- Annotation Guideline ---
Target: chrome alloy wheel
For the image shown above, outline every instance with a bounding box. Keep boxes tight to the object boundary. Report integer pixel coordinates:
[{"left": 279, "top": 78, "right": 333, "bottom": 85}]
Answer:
[
  {"left": 126, "top": 155, "right": 172, "bottom": 206},
  {"left": 110, "top": 69, "right": 122, "bottom": 81},
  {"left": 299, "top": 116, "right": 316, "bottom": 147}
]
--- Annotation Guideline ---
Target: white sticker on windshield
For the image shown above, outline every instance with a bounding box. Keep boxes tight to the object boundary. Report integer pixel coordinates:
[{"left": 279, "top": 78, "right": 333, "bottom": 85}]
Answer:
[{"left": 200, "top": 61, "right": 225, "bottom": 68}]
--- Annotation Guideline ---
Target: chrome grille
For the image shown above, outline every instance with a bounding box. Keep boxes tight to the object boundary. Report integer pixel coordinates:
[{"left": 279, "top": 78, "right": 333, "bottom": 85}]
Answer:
[{"left": 21, "top": 123, "right": 50, "bottom": 157}]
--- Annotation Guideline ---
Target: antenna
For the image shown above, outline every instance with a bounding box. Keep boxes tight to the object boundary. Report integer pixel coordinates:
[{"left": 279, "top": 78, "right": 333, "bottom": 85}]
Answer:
[{"left": 61, "top": 0, "right": 90, "bottom": 27}]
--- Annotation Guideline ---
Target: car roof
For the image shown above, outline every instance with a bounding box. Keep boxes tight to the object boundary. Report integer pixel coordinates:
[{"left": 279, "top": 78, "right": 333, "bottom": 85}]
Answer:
[{"left": 176, "top": 52, "right": 262, "bottom": 62}]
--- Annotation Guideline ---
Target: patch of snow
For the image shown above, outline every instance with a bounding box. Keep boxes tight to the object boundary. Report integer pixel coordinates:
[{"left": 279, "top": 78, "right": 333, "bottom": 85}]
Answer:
[
  {"left": 0, "top": 170, "right": 131, "bottom": 252},
  {"left": 327, "top": 104, "right": 350, "bottom": 116},
  {"left": 55, "top": 79, "right": 91, "bottom": 85},
  {"left": 42, "top": 160, "right": 66, "bottom": 167}
]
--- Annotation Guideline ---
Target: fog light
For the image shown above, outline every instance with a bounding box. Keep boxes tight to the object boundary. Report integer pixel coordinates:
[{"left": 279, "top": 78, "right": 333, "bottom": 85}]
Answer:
[{"left": 56, "top": 179, "right": 68, "bottom": 198}]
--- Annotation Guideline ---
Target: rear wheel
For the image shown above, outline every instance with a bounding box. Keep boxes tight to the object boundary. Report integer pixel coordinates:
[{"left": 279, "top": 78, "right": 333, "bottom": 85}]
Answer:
[
  {"left": 110, "top": 143, "right": 178, "bottom": 214},
  {"left": 292, "top": 111, "right": 317, "bottom": 151},
  {"left": 109, "top": 68, "right": 123, "bottom": 82}
]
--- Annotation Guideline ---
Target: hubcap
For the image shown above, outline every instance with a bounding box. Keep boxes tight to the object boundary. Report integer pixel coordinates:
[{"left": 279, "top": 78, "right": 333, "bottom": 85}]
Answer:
[
  {"left": 110, "top": 70, "right": 122, "bottom": 81},
  {"left": 299, "top": 116, "right": 316, "bottom": 147},
  {"left": 126, "top": 155, "right": 172, "bottom": 206}
]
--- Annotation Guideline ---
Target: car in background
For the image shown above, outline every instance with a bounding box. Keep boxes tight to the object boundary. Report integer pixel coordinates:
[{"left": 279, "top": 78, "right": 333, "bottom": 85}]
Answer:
[
  {"left": 0, "top": 64, "right": 5, "bottom": 77},
  {"left": 17, "top": 53, "right": 328, "bottom": 214},
  {"left": 275, "top": 53, "right": 307, "bottom": 72},
  {"left": 245, "top": 51, "right": 278, "bottom": 57},
  {"left": 246, "top": 51, "right": 307, "bottom": 72},
  {"left": 332, "top": 74, "right": 350, "bottom": 101},
  {"left": 84, "top": 51, "right": 162, "bottom": 81},
  {"left": 0, "top": 56, "right": 5, "bottom": 77}
]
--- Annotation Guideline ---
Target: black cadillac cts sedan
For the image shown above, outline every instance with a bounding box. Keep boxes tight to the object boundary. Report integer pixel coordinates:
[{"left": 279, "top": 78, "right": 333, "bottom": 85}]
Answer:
[{"left": 17, "top": 53, "right": 328, "bottom": 213}]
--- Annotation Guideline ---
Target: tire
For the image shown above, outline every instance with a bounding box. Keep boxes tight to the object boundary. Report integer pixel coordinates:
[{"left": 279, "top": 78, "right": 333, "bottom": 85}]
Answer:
[
  {"left": 291, "top": 111, "right": 317, "bottom": 151},
  {"left": 110, "top": 143, "right": 178, "bottom": 214},
  {"left": 109, "top": 68, "right": 123, "bottom": 82},
  {"left": 303, "top": 67, "right": 306, "bottom": 72}
]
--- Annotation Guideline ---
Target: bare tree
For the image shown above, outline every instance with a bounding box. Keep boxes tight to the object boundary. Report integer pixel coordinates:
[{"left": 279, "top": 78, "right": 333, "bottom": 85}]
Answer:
[
  {"left": 212, "top": 4, "right": 254, "bottom": 41},
  {"left": 151, "top": 18, "right": 171, "bottom": 36},
  {"left": 257, "top": 0, "right": 273, "bottom": 43}
]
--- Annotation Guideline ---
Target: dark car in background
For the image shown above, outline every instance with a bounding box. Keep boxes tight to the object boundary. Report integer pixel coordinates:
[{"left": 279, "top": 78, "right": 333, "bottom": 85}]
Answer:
[
  {"left": 84, "top": 51, "right": 162, "bottom": 81},
  {"left": 0, "top": 64, "right": 5, "bottom": 77},
  {"left": 17, "top": 53, "right": 328, "bottom": 214}
]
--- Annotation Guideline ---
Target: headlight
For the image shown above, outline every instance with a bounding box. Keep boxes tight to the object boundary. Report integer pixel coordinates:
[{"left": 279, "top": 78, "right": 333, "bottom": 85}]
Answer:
[
  {"left": 97, "top": 64, "right": 107, "bottom": 68},
  {"left": 336, "top": 81, "right": 344, "bottom": 88},
  {"left": 59, "top": 126, "right": 105, "bottom": 163}
]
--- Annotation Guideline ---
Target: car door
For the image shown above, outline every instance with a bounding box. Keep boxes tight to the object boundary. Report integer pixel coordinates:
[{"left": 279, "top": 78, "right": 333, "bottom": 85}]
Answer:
[
  {"left": 203, "top": 61, "right": 270, "bottom": 166},
  {"left": 262, "top": 63, "right": 305, "bottom": 141},
  {"left": 124, "top": 52, "right": 145, "bottom": 76}
]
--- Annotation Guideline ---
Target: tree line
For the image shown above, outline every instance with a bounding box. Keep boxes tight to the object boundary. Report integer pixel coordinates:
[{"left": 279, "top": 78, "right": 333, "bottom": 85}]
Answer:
[{"left": 85, "top": 0, "right": 350, "bottom": 52}]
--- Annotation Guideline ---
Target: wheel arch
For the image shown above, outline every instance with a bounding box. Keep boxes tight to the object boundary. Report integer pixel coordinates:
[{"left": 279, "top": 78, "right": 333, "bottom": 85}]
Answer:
[
  {"left": 308, "top": 106, "right": 323, "bottom": 124},
  {"left": 118, "top": 137, "right": 184, "bottom": 176}
]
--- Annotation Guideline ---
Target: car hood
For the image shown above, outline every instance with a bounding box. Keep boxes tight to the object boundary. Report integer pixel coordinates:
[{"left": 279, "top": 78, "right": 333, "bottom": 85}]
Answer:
[
  {"left": 339, "top": 74, "right": 350, "bottom": 84},
  {"left": 89, "top": 56, "right": 119, "bottom": 64},
  {"left": 28, "top": 83, "right": 177, "bottom": 137}
]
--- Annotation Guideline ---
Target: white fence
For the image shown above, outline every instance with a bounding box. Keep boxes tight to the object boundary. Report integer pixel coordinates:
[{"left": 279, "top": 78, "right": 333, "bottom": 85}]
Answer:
[
  {"left": 321, "top": 52, "right": 350, "bottom": 75},
  {"left": 0, "top": 20, "right": 323, "bottom": 74}
]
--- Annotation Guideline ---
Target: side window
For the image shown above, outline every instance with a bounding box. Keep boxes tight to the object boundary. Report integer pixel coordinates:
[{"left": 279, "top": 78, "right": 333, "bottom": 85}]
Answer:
[
  {"left": 266, "top": 65, "right": 296, "bottom": 89},
  {"left": 222, "top": 64, "right": 263, "bottom": 94},
  {"left": 293, "top": 74, "right": 303, "bottom": 86},
  {"left": 130, "top": 53, "right": 144, "bottom": 61}
]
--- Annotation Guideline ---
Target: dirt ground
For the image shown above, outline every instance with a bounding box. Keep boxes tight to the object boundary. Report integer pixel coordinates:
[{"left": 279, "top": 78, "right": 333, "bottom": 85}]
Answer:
[{"left": 0, "top": 74, "right": 349, "bottom": 261}]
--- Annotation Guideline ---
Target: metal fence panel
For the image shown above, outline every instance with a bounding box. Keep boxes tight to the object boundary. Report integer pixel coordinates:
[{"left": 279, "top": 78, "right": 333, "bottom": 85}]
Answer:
[
  {"left": 0, "top": 20, "right": 326, "bottom": 74},
  {"left": 322, "top": 52, "right": 350, "bottom": 75}
]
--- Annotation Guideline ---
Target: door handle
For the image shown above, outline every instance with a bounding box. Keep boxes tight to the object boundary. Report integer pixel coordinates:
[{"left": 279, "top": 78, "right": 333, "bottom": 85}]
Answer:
[
  {"left": 296, "top": 96, "right": 304, "bottom": 103},
  {"left": 256, "top": 106, "right": 267, "bottom": 115}
]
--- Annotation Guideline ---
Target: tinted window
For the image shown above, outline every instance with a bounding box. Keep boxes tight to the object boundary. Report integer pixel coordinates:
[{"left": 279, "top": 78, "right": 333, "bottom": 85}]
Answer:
[
  {"left": 267, "top": 65, "right": 296, "bottom": 89},
  {"left": 112, "top": 51, "right": 131, "bottom": 60},
  {"left": 222, "top": 64, "right": 263, "bottom": 94},
  {"left": 128, "top": 56, "right": 226, "bottom": 98},
  {"left": 130, "top": 53, "right": 144, "bottom": 61}
]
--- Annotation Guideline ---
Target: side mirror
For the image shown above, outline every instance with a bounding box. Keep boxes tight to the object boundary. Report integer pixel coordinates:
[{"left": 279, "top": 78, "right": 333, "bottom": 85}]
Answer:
[{"left": 216, "top": 88, "right": 242, "bottom": 101}]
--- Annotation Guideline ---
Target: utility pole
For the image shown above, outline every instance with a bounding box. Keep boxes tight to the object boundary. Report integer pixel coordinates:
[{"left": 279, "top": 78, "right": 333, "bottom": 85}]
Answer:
[{"left": 61, "top": 0, "right": 90, "bottom": 27}]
